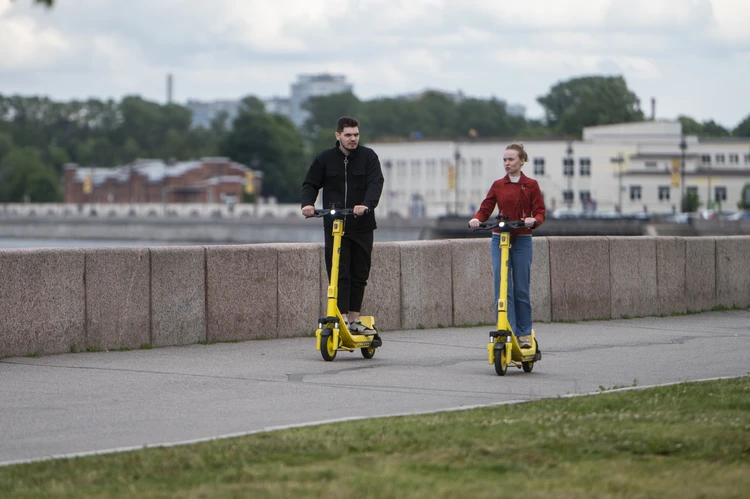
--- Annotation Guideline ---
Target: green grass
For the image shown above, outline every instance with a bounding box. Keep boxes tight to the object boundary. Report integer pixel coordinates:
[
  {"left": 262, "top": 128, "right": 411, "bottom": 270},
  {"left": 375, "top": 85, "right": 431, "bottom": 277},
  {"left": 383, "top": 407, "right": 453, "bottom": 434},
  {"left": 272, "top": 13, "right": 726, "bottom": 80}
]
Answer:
[{"left": 2, "top": 377, "right": 749, "bottom": 498}]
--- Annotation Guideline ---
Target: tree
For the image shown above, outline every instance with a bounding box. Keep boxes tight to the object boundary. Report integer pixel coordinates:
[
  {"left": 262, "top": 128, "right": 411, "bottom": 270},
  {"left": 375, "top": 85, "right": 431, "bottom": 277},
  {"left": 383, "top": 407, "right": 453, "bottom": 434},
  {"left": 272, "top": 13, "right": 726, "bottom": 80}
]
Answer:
[
  {"left": 221, "top": 99, "right": 306, "bottom": 203},
  {"left": 302, "top": 92, "right": 361, "bottom": 138},
  {"left": 700, "top": 120, "right": 730, "bottom": 138},
  {"left": 733, "top": 114, "right": 750, "bottom": 137},
  {"left": 0, "top": 148, "right": 61, "bottom": 202},
  {"left": 682, "top": 190, "right": 701, "bottom": 213},
  {"left": 537, "top": 76, "right": 644, "bottom": 136},
  {"left": 677, "top": 115, "right": 703, "bottom": 135}
]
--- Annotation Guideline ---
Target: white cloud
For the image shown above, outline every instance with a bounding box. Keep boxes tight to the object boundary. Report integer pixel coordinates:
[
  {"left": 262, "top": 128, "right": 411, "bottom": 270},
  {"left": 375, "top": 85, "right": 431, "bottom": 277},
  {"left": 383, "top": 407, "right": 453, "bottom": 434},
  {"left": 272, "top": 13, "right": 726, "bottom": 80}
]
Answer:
[{"left": 1, "top": 0, "right": 749, "bottom": 127}]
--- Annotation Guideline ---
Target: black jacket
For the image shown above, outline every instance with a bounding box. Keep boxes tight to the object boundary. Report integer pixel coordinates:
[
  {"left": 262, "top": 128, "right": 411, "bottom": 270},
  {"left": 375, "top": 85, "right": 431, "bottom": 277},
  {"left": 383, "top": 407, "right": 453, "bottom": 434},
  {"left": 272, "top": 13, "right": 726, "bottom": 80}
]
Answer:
[{"left": 301, "top": 142, "right": 384, "bottom": 233}]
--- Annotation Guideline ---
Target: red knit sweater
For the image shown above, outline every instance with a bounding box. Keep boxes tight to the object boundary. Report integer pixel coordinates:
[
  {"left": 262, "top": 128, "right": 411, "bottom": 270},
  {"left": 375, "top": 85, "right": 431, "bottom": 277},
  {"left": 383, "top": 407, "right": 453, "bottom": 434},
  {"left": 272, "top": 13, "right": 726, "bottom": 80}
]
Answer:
[{"left": 473, "top": 172, "right": 546, "bottom": 236}]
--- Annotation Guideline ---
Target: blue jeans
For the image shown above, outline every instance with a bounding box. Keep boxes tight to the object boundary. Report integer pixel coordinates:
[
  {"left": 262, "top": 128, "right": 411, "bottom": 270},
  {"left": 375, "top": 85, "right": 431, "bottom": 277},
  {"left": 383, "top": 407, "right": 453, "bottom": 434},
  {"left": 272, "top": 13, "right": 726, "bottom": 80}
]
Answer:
[{"left": 491, "top": 233, "right": 533, "bottom": 336}]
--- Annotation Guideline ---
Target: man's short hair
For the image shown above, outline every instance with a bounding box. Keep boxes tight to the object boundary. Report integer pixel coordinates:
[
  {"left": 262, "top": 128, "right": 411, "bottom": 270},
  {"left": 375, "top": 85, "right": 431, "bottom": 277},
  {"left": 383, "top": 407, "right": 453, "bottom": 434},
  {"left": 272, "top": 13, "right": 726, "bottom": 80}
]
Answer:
[{"left": 336, "top": 116, "right": 359, "bottom": 132}]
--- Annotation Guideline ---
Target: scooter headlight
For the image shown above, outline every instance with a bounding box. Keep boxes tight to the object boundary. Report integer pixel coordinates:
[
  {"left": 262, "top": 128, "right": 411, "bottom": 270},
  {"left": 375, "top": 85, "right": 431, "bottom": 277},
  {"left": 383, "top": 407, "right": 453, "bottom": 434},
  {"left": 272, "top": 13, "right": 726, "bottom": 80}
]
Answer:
[
  {"left": 330, "top": 209, "right": 336, "bottom": 215},
  {"left": 498, "top": 221, "right": 505, "bottom": 228}
]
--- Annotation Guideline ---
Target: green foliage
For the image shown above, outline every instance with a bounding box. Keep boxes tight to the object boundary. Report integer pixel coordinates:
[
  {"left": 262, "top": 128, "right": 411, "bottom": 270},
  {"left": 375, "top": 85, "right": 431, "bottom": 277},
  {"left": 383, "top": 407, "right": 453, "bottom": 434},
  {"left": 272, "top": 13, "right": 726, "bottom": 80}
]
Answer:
[
  {"left": 0, "top": 147, "right": 61, "bottom": 202},
  {"left": 733, "top": 114, "right": 750, "bottom": 137},
  {"left": 682, "top": 190, "right": 701, "bottom": 212},
  {"left": 738, "top": 183, "right": 750, "bottom": 210},
  {"left": 537, "top": 75, "right": 645, "bottom": 136},
  {"left": 220, "top": 99, "right": 306, "bottom": 203}
]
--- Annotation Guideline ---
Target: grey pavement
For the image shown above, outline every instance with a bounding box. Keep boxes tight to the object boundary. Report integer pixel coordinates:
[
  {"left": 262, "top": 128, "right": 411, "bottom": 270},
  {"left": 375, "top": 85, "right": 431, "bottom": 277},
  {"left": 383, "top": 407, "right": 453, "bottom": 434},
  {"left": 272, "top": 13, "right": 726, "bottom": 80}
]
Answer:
[{"left": 1, "top": 310, "right": 749, "bottom": 466}]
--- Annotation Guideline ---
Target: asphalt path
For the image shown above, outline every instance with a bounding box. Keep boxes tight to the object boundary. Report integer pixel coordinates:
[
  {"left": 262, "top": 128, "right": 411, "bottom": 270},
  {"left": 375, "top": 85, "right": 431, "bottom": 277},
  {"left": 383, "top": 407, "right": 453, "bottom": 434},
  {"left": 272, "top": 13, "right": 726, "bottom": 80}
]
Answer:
[{"left": 1, "top": 310, "right": 748, "bottom": 466}]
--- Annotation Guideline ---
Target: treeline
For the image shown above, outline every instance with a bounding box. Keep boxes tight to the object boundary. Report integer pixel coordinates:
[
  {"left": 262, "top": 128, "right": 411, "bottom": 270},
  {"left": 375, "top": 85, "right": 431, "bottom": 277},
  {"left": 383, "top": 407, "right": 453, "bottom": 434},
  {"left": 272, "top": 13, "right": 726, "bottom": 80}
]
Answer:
[{"left": 1, "top": 76, "right": 748, "bottom": 203}]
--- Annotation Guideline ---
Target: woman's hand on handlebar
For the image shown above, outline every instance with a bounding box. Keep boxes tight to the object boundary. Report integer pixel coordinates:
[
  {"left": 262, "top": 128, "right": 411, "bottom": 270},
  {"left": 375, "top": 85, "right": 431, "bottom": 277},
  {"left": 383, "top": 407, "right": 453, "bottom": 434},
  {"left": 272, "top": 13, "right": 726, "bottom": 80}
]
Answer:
[
  {"left": 524, "top": 217, "right": 537, "bottom": 229},
  {"left": 468, "top": 218, "right": 481, "bottom": 228},
  {"left": 302, "top": 205, "right": 315, "bottom": 217}
]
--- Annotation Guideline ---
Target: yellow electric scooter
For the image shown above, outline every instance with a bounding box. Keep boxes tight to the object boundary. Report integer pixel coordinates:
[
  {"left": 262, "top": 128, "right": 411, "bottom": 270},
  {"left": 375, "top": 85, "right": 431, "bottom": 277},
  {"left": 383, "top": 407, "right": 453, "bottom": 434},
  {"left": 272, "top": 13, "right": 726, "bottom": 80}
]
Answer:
[
  {"left": 307, "top": 208, "right": 382, "bottom": 361},
  {"left": 473, "top": 216, "right": 542, "bottom": 376}
]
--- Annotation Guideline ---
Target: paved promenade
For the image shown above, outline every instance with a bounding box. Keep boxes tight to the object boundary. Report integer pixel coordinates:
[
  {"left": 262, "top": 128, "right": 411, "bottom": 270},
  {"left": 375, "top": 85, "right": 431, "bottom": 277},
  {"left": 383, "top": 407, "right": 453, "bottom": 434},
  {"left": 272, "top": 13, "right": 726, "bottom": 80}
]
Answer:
[{"left": 1, "top": 310, "right": 748, "bottom": 466}]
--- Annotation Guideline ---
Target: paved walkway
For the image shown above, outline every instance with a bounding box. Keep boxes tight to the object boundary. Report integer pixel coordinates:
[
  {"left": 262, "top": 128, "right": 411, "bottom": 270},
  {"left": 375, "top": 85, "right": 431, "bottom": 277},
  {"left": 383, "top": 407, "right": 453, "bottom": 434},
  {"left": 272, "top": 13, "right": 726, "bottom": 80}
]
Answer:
[{"left": 1, "top": 310, "right": 748, "bottom": 466}]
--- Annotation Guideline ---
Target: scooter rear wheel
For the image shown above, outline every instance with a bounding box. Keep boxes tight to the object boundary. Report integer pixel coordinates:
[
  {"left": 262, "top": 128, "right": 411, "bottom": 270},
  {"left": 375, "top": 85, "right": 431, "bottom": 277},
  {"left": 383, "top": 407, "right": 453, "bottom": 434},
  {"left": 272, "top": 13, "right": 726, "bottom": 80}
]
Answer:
[
  {"left": 321, "top": 331, "right": 337, "bottom": 361},
  {"left": 494, "top": 346, "right": 508, "bottom": 376},
  {"left": 361, "top": 347, "right": 376, "bottom": 359}
]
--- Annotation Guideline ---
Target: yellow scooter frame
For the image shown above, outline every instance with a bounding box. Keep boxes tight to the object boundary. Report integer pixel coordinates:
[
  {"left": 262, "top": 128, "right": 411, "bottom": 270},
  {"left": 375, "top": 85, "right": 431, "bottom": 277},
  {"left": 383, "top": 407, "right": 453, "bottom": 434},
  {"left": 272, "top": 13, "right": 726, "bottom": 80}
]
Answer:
[
  {"left": 477, "top": 218, "right": 542, "bottom": 376},
  {"left": 309, "top": 208, "right": 382, "bottom": 362}
]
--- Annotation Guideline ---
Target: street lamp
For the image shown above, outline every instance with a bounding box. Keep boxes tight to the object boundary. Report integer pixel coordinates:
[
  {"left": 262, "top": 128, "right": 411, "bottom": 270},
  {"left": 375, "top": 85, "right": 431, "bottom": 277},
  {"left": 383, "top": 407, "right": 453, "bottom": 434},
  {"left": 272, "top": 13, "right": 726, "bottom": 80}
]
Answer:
[
  {"left": 565, "top": 142, "right": 574, "bottom": 209},
  {"left": 454, "top": 147, "right": 461, "bottom": 215},
  {"left": 610, "top": 153, "right": 625, "bottom": 213},
  {"left": 679, "top": 136, "right": 687, "bottom": 213},
  {"left": 383, "top": 160, "right": 392, "bottom": 218}
]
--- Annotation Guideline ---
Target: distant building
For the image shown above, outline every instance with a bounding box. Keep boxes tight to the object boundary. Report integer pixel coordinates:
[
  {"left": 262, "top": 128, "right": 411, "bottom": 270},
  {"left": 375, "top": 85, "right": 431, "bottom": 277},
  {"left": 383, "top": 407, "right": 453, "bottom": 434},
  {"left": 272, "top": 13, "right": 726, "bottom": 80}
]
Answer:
[
  {"left": 64, "top": 158, "right": 262, "bottom": 205},
  {"left": 185, "top": 100, "right": 242, "bottom": 129},
  {"left": 289, "top": 73, "right": 353, "bottom": 128},
  {"left": 368, "top": 121, "right": 750, "bottom": 218}
]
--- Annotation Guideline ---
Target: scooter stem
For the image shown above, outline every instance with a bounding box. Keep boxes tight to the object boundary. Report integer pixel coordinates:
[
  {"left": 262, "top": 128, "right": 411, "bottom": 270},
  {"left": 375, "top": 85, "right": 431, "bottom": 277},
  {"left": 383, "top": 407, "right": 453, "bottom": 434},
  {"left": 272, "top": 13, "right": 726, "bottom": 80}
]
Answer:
[{"left": 327, "top": 219, "right": 345, "bottom": 318}]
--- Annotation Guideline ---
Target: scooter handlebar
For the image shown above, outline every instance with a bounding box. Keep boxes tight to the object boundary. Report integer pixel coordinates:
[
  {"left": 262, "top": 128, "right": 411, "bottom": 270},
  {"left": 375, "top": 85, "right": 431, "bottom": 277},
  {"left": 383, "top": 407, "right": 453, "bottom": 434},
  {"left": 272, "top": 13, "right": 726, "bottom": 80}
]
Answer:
[
  {"left": 306, "top": 208, "right": 358, "bottom": 219},
  {"left": 470, "top": 219, "right": 529, "bottom": 231}
]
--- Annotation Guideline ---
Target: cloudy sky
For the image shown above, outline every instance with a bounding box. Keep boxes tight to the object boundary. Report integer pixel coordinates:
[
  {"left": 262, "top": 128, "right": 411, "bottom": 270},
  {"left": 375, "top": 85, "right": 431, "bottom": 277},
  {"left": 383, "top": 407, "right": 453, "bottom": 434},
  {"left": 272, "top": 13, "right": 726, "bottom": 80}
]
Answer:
[{"left": 2, "top": 0, "right": 748, "bottom": 129}]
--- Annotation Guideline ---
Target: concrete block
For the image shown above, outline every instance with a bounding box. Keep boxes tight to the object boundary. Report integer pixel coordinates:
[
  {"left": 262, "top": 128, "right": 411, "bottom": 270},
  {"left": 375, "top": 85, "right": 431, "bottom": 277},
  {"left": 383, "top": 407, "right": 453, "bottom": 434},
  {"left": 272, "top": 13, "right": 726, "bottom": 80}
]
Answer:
[
  {"left": 685, "top": 238, "right": 716, "bottom": 312},
  {"left": 277, "top": 244, "right": 320, "bottom": 338},
  {"left": 609, "top": 237, "right": 659, "bottom": 319},
  {"left": 400, "top": 240, "right": 453, "bottom": 329},
  {"left": 364, "top": 242, "right": 402, "bottom": 331},
  {"left": 150, "top": 246, "right": 206, "bottom": 347},
  {"left": 656, "top": 237, "right": 687, "bottom": 316},
  {"left": 716, "top": 236, "right": 750, "bottom": 308},
  {"left": 206, "top": 244, "right": 278, "bottom": 341},
  {"left": 85, "top": 247, "right": 150, "bottom": 350},
  {"left": 549, "top": 237, "right": 610, "bottom": 322},
  {"left": 0, "top": 249, "right": 85, "bottom": 358},
  {"left": 531, "top": 237, "right": 552, "bottom": 323},
  {"left": 450, "top": 238, "right": 494, "bottom": 326}
]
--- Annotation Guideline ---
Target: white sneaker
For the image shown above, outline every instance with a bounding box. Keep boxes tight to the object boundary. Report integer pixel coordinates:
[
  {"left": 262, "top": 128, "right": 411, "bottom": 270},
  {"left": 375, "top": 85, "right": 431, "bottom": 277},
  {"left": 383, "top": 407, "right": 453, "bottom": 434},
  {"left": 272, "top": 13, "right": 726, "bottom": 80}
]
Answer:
[
  {"left": 348, "top": 320, "right": 376, "bottom": 335},
  {"left": 517, "top": 335, "right": 532, "bottom": 349}
]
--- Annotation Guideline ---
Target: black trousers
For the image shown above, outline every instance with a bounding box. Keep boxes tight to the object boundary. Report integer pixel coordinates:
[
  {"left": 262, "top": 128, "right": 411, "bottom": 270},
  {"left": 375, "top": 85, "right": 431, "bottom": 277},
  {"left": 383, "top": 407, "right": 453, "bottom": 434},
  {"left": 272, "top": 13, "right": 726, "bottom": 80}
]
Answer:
[{"left": 324, "top": 230, "right": 374, "bottom": 314}]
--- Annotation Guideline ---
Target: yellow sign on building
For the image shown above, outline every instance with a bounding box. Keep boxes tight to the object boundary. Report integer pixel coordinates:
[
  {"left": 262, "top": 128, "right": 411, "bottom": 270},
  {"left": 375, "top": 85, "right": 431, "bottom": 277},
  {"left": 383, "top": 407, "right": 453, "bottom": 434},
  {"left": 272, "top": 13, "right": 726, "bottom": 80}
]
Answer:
[
  {"left": 245, "top": 172, "right": 255, "bottom": 195},
  {"left": 83, "top": 173, "right": 93, "bottom": 194},
  {"left": 671, "top": 159, "right": 680, "bottom": 187},
  {"left": 447, "top": 166, "right": 456, "bottom": 190}
]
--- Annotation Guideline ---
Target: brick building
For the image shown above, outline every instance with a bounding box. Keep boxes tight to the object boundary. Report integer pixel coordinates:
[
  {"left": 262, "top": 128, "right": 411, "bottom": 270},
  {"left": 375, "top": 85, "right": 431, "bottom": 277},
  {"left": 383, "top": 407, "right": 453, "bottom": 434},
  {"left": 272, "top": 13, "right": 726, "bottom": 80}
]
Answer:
[{"left": 64, "top": 157, "right": 262, "bottom": 204}]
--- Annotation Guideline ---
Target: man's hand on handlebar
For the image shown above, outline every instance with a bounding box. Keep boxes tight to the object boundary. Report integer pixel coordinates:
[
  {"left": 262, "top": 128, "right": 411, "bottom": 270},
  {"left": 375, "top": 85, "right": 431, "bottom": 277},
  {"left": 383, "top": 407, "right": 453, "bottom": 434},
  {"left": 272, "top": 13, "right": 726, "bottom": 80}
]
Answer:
[
  {"left": 353, "top": 205, "right": 369, "bottom": 216},
  {"left": 524, "top": 217, "right": 537, "bottom": 229},
  {"left": 301, "top": 205, "right": 315, "bottom": 217},
  {"left": 468, "top": 218, "right": 481, "bottom": 229}
]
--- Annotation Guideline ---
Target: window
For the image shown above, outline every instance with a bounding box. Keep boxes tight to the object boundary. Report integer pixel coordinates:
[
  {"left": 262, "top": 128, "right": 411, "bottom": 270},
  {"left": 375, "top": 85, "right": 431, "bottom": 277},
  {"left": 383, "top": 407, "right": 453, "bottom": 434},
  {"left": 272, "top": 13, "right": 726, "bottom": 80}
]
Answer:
[
  {"left": 687, "top": 186, "right": 698, "bottom": 197},
  {"left": 714, "top": 186, "right": 727, "bottom": 202},
  {"left": 412, "top": 163, "right": 421, "bottom": 177},
  {"left": 716, "top": 154, "right": 725, "bottom": 164},
  {"left": 729, "top": 154, "right": 739, "bottom": 164},
  {"left": 630, "top": 185, "right": 642, "bottom": 201},
  {"left": 563, "top": 158, "right": 574, "bottom": 176},
  {"left": 701, "top": 154, "right": 711, "bottom": 164},
  {"left": 426, "top": 159, "right": 437, "bottom": 166},
  {"left": 579, "top": 157, "right": 591, "bottom": 176},
  {"left": 440, "top": 158, "right": 450, "bottom": 166},
  {"left": 745, "top": 153, "right": 750, "bottom": 164},
  {"left": 471, "top": 158, "right": 482, "bottom": 177},
  {"left": 563, "top": 190, "right": 574, "bottom": 202},
  {"left": 658, "top": 186, "right": 670, "bottom": 201},
  {"left": 579, "top": 190, "right": 591, "bottom": 202},
  {"left": 644, "top": 161, "right": 658, "bottom": 168},
  {"left": 533, "top": 158, "right": 545, "bottom": 176}
]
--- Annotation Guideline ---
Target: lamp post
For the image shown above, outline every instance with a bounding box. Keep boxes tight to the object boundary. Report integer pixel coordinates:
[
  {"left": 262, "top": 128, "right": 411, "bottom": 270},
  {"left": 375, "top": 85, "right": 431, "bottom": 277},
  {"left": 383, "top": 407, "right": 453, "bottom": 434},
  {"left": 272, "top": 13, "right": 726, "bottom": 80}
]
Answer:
[
  {"left": 454, "top": 146, "right": 461, "bottom": 215},
  {"left": 610, "top": 153, "right": 625, "bottom": 213},
  {"left": 565, "top": 142, "right": 574, "bottom": 209},
  {"left": 383, "top": 160, "right": 392, "bottom": 218},
  {"left": 679, "top": 136, "right": 687, "bottom": 213}
]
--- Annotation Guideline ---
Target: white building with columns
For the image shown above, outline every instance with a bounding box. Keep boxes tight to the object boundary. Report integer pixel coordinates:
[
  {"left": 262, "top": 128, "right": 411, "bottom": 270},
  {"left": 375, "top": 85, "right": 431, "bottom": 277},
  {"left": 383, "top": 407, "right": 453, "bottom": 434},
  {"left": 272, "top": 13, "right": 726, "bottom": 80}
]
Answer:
[{"left": 367, "top": 121, "right": 750, "bottom": 219}]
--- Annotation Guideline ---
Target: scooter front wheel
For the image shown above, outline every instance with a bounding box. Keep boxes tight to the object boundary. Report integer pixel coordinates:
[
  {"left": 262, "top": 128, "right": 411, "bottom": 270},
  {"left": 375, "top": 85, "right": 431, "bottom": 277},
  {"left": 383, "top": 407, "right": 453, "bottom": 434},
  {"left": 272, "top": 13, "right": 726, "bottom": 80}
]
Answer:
[
  {"left": 320, "top": 331, "right": 337, "bottom": 361},
  {"left": 494, "top": 345, "right": 508, "bottom": 376}
]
